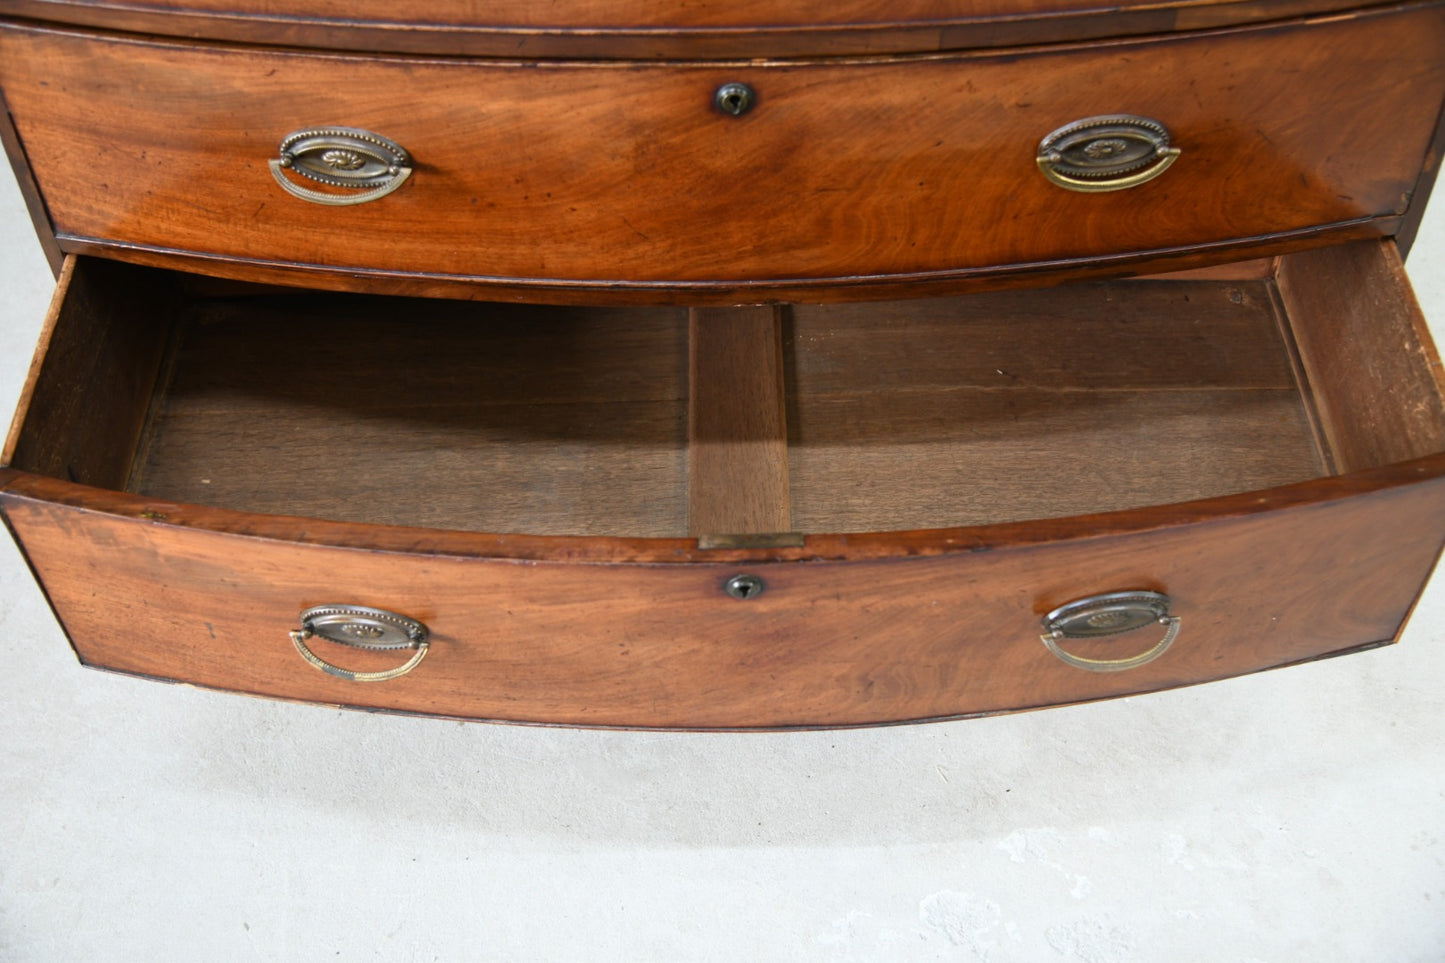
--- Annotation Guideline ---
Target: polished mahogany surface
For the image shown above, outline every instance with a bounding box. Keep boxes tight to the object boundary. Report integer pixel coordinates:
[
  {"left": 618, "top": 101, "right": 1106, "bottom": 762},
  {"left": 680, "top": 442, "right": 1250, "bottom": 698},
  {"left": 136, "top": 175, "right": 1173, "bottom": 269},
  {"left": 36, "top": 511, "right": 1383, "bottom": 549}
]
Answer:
[{"left": 0, "top": 6, "right": 1441, "bottom": 301}]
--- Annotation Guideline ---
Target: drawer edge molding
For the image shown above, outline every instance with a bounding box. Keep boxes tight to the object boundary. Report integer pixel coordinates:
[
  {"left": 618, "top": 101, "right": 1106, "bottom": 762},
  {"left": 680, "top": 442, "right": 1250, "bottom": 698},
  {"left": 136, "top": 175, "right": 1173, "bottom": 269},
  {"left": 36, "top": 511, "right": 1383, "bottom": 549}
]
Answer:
[
  {"left": 0, "top": 0, "right": 1411, "bottom": 58},
  {"left": 56, "top": 632, "right": 1409, "bottom": 732},
  {"left": 4, "top": 456, "right": 1445, "bottom": 565},
  {"left": 51, "top": 217, "right": 1398, "bottom": 307}
]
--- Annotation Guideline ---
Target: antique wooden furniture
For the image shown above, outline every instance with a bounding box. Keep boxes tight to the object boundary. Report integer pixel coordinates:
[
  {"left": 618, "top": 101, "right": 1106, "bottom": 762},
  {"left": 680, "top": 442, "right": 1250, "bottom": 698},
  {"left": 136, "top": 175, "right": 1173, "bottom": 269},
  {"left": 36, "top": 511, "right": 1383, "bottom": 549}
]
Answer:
[{"left": 1, "top": 0, "right": 1443, "bottom": 728}]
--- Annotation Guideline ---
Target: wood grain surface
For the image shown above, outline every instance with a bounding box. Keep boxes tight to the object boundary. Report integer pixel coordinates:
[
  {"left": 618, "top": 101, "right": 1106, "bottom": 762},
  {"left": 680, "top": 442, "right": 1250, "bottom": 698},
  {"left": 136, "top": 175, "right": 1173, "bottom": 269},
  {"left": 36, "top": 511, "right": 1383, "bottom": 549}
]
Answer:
[
  {"left": 0, "top": 83, "right": 60, "bottom": 274},
  {"left": 4, "top": 474, "right": 1444, "bottom": 728},
  {"left": 1397, "top": 75, "right": 1445, "bottom": 259},
  {"left": 132, "top": 285, "right": 692, "bottom": 537},
  {"left": 0, "top": 0, "right": 1384, "bottom": 58},
  {"left": 50, "top": 221, "right": 1402, "bottom": 308},
  {"left": 1, "top": 6, "right": 1442, "bottom": 300},
  {"left": 3, "top": 236, "right": 1443, "bottom": 725},
  {"left": 1278, "top": 240, "right": 1445, "bottom": 472},
  {"left": 0, "top": 259, "right": 1329, "bottom": 537},
  {"left": 3, "top": 259, "right": 176, "bottom": 490},
  {"left": 787, "top": 281, "right": 1325, "bottom": 530},
  {"left": 688, "top": 306, "right": 792, "bottom": 536}
]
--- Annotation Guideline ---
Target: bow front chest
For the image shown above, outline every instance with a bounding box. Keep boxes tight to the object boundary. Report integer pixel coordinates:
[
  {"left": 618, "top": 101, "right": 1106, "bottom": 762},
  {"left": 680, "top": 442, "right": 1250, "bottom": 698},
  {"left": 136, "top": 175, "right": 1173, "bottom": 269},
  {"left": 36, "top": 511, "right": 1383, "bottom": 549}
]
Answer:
[{"left": 1, "top": 0, "right": 1443, "bottom": 727}]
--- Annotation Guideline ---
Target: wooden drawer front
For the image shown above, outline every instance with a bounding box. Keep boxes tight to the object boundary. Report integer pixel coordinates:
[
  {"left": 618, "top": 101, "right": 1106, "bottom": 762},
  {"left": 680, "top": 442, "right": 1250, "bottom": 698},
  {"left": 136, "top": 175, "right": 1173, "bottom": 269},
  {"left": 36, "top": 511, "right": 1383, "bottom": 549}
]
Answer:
[
  {"left": 0, "top": 0, "right": 1380, "bottom": 57},
  {"left": 2, "top": 7, "right": 1443, "bottom": 295},
  {"left": 4, "top": 241, "right": 1444, "bottom": 727},
  {"left": 5, "top": 481, "right": 1445, "bottom": 729}
]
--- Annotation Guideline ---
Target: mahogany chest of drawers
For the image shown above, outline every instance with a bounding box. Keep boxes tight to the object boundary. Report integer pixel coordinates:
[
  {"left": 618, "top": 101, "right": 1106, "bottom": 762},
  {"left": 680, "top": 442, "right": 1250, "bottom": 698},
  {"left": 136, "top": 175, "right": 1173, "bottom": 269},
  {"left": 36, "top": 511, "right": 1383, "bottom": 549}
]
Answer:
[{"left": 1, "top": 0, "right": 1443, "bottom": 728}]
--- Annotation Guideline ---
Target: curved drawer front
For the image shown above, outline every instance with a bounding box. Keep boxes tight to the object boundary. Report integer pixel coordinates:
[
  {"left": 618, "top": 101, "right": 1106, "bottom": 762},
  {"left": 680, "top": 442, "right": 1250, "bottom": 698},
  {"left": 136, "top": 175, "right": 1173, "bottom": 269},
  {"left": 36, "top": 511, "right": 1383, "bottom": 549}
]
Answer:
[
  {"left": 4, "top": 236, "right": 1444, "bottom": 727},
  {"left": 2, "top": 6, "right": 1443, "bottom": 295},
  {"left": 0, "top": 0, "right": 1380, "bottom": 56},
  {"left": 4, "top": 477, "right": 1445, "bottom": 729}
]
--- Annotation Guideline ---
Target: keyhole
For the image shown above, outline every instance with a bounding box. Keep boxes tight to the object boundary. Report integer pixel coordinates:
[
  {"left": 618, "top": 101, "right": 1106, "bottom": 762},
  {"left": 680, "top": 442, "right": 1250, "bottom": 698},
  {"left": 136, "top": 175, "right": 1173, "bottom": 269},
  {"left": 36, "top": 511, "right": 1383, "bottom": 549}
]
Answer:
[
  {"left": 725, "top": 574, "right": 765, "bottom": 600},
  {"left": 714, "top": 83, "right": 755, "bottom": 117}
]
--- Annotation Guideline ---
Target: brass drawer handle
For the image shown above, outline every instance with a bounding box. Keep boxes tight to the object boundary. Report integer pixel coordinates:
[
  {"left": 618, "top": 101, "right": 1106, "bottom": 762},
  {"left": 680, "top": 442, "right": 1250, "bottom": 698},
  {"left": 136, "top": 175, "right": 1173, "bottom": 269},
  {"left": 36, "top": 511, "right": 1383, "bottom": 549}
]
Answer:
[
  {"left": 1037, "top": 115, "right": 1180, "bottom": 193},
  {"left": 289, "top": 604, "right": 429, "bottom": 682},
  {"left": 269, "top": 127, "right": 413, "bottom": 206},
  {"left": 1040, "top": 591, "right": 1180, "bottom": 672}
]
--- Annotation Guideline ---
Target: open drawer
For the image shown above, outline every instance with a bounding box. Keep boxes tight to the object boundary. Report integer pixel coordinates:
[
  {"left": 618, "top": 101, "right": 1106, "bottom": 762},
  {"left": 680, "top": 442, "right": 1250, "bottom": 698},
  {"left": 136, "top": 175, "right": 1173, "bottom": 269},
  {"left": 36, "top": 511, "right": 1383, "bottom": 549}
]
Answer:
[{"left": 3, "top": 240, "right": 1444, "bottom": 728}]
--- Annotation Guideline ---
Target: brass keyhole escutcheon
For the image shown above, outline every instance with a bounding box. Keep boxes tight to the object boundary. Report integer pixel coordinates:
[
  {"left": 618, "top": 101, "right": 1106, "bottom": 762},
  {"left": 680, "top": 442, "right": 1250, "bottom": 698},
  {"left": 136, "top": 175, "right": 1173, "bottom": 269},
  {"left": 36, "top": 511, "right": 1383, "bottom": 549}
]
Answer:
[{"left": 715, "top": 83, "right": 756, "bottom": 117}]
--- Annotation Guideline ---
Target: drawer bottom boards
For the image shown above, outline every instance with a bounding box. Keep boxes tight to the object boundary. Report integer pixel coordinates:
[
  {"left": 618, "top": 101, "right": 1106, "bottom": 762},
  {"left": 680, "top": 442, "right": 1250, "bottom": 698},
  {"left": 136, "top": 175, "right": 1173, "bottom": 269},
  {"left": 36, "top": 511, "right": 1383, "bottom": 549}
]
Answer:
[{"left": 3, "top": 242, "right": 1444, "bottom": 727}]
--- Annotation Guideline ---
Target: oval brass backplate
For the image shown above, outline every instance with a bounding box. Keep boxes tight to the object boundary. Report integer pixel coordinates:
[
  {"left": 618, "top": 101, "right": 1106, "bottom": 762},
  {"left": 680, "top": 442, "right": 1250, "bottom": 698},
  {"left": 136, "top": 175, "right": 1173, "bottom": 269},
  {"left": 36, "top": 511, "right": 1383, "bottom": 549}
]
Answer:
[
  {"left": 290, "top": 604, "right": 430, "bottom": 683},
  {"left": 1037, "top": 115, "right": 1180, "bottom": 192},
  {"left": 1040, "top": 590, "right": 1180, "bottom": 672},
  {"left": 270, "top": 126, "right": 413, "bottom": 205}
]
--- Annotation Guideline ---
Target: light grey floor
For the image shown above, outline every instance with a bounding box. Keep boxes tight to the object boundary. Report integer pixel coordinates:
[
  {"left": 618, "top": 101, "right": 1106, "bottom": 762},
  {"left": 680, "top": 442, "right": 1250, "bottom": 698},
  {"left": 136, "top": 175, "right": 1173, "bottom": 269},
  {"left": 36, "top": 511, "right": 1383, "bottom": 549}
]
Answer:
[{"left": 0, "top": 163, "right": 1442, "bottom": 961}]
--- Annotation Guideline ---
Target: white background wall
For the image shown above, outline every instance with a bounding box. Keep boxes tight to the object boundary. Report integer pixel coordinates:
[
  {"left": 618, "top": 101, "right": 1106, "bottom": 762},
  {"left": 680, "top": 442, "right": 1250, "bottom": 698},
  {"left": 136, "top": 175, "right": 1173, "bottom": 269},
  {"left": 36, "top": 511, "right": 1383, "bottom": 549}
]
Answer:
[{"left": 0, "top": 158, "right": 1442, "bottom": 962}]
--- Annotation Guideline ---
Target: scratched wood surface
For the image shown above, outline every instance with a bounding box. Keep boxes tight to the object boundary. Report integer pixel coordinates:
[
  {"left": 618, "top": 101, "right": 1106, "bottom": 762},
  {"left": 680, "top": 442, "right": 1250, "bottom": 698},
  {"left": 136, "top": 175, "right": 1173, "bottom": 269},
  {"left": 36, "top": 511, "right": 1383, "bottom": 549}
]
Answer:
[
  {"left": 1277, "top": 240, "right": 1445, "bottom": 472},
  {"left": 1, "top": 6, "right": 1442, "bottom": 301}
]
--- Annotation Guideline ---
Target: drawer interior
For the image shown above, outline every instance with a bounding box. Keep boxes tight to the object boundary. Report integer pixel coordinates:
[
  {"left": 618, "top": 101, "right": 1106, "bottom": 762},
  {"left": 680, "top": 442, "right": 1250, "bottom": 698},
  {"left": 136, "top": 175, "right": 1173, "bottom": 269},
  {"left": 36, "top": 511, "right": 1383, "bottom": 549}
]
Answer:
[
  {"left": 8, "top": 244, "right": 1444, "bottom": 538},
  {"left": 787, "top": 280, "right": 1323, "bottom": 532},
  {"left": 137, "top": 291, "right": 692, "bottom": 537}
]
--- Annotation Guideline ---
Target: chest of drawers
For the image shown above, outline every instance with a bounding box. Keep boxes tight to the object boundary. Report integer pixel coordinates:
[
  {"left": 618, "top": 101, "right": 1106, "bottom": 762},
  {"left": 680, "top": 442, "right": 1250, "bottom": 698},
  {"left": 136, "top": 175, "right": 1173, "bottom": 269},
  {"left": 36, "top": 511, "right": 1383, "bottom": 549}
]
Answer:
[{"left": 1, "top": 0, "right": 1443, "bottom": 728}]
